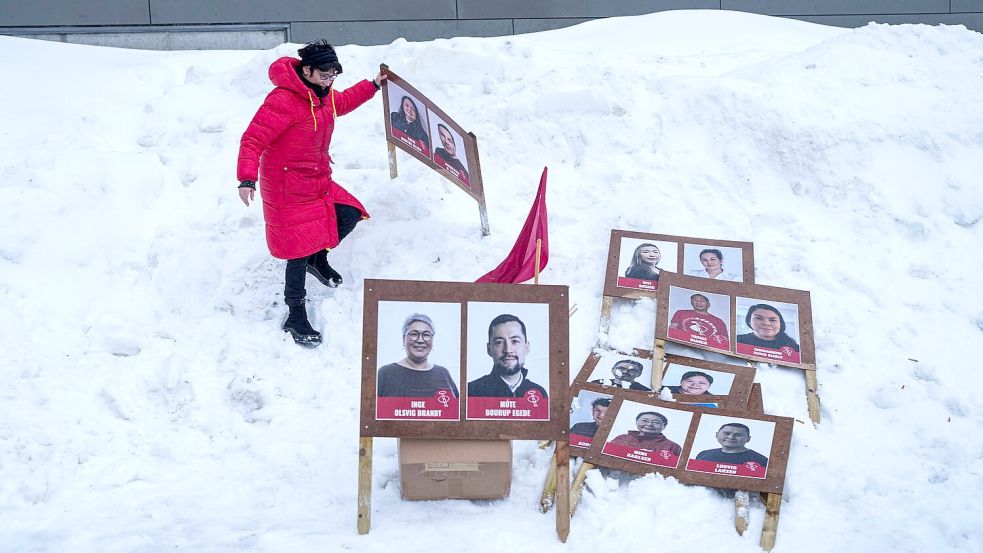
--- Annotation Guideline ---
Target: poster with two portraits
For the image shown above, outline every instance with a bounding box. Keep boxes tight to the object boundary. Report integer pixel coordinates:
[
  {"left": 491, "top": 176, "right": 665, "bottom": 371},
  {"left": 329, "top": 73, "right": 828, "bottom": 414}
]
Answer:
[
  {"left": 603, "top": 229, "right": 815, "bottom": 369},
  {"left": 604, "top": 229, "right": 755, "bottom": 298},
  {"left": 568, "top": 350, "right": 790, "bottom": 493},
  {"left": 578, "top": 391, "right": 792, "bottom": 493},
  {"left": 359, "top": 279, "right": 569, "bottom": 440},
  {"left": 381, "top": 67, "right": 486, "bottom": 204}
]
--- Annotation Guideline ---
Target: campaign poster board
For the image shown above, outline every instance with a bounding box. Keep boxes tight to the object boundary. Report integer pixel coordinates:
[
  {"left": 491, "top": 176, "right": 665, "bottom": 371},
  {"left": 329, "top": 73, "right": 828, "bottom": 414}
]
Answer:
[
  {"left": 656, "top": 273, "right": 816, "bottom": 370},
  {"left": 567, "top": 349, "right": 657, "bottom": 455},
  {"left": 584, "top": 394, "right": 794, "bottom": 494},
  {"left": 381, "top": 67, "right": 485, "bottom": 203},
  {"left": 568, "top": 389, "right": 615, "bottom": 451},
  {"left": 659, "top": 354, "right": 756, "bottom": 410},
  {"left": 603, "top": 230, "right": 754, "bottom": 299},
  {"left": 360, "top": 279, "right": 569, "bottom": 440},
  {"left": 574, "top": 349, "right": 659, "bottom": 394}
]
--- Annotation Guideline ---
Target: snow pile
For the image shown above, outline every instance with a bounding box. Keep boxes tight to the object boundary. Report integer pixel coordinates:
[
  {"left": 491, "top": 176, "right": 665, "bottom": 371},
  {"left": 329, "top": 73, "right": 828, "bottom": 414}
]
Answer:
[{"left": 1, "top": 10, "right": 982, "bottom": 552}]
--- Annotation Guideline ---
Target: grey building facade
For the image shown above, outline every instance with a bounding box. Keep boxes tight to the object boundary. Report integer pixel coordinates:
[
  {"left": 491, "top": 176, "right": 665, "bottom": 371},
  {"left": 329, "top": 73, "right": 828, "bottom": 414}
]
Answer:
[{"left": 2, "top": 0, "right": 982, "bottom": 50}]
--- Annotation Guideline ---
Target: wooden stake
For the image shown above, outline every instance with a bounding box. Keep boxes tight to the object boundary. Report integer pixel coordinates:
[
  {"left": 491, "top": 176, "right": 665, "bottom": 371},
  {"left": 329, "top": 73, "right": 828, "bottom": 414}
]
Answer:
[
  {"left": 651, "top": 339, "right": 667, "bottom": 390},
  {"left": 534, "top": 238, "right": 542, "bottom": 285},
  {"left": 555, "top": 441, "right": 571, "bottom": 542},
  {"left": 539, "top": 452, "right": 558, "bottom": 513},
  {"left": 735, "top": 490, "right": 750, "bottom": 535},
  {"left": 387, "top": 141, "right": 398, "bottom": 180},
  {"left": 356, "top": 437, "right": 373, "bottom": 534},
  {"left": 804, "top": 367, "right": 820, "bottom": 425},
  {"left": 470, "top": 133, "right": 491, "bottom": 236},
  {"left": 598, "top": 295, "right": 613, "bottom": 336},
  {"left": 569, "top": 461, "right": 595, "bottom": 516},
  {"left": 759, "top": 493, "right": 782, "bottom": 551}
]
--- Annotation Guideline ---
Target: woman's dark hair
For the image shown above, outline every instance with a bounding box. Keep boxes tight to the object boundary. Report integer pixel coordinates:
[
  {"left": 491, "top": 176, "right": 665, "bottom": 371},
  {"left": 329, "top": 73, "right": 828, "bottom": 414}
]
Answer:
[
  {"left": 744, "top": 304, "right": 786, "bottom": 333},
  {"left": 394, "top": 96, "right": 428, "bottom": 140},
  {"left": 630, "top": 243, "right": 660, "bottom": 269},
  {"left": 591, "top": 398, "right": 612, "bottom": 408},
  {"left": 298, "top": 40, "right": 343, "bottom": 74}
]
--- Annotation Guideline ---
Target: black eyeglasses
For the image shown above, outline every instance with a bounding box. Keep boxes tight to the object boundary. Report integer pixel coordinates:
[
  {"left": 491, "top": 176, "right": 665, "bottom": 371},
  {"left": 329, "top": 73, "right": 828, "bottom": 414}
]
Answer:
[
  {"left": 405, "top": 331, "right": 434, "bottom": 342},
  {"left": 314, "top": 68, "right": 339, "bottom": 81}
]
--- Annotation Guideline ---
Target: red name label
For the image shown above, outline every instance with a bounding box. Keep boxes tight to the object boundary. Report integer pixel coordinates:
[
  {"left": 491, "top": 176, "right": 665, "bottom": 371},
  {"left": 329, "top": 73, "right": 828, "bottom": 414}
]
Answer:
[
  {"left": 685, "top": 458, "right": 768, "bottom": 479},
  {"left": 466, "top": 396, "right": 549, "bottom": 420},
  {"left": 377, "top": 396, "right": 459, "bottom": 420},
  {"left": 736, "top": 343, "right": 800, "bottom": 364},
  {"left": 602, "top": 442, "right": 680, "bottom": 468},
  {"left": 617, "top": 276, "right": 658, "bottom": 291}
]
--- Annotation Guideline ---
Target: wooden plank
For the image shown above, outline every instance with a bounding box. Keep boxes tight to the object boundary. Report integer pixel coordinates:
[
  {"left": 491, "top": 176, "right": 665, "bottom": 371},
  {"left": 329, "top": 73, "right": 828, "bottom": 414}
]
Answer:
[
  {"left": 569, "top": 460, "right": 594, "bottom": 516},
  {"left": 470, "top": 133, "right": 491, "bottom": 236},
  {"left": 387, "top": 141, "right": 398, "bottom": 180},
  {"left": 555, "top": 441, "right": 570, "bottom": 542},
  {"left": 735, "top": 490, "right": 750, "bottom": 535},
  {"left": 651, "top": 338, "right": 666, "bottom": 390},
  {"left": 805, "top": 367, "right": 820, "bottom": 424},
  {"left": 539, "top": 452, "right": 558, "bottom": 513},
  {"left": 356, "top": 437, "right": 373, "bottom": 534},
  {"left": 598, "top": 295, "right": 613, "bottom": 336},
  {"left": 759, "top": 493, "right": 782, "bottom": 551}
]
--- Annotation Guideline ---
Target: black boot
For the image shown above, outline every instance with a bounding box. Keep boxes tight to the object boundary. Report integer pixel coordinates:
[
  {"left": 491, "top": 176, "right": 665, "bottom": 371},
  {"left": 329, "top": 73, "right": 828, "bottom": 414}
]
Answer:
[
  {"left": 306, "top": 251, "right": 342, "bottom": 288},
  {"left": 282, "top": 304, "right": 322, "bottom": 347}
]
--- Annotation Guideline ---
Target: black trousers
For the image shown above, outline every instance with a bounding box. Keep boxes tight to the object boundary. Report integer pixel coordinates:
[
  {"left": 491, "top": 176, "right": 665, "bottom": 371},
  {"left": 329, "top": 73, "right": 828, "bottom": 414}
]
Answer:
[{"left": 284, "top": 204, "right": 361, "bottom": 306}]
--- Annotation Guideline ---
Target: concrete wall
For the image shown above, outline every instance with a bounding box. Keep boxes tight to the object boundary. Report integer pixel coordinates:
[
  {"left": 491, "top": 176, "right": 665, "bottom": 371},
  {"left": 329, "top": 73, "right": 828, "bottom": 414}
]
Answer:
[{"left": 1, "top": 0, "right": 982, "bottom": 50}]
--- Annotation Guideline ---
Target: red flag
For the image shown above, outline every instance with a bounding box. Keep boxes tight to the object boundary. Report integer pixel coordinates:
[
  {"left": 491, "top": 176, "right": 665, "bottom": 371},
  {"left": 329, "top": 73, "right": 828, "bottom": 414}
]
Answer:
[{"left": 476, "top": 167, "right": 549, "bottom": 284}]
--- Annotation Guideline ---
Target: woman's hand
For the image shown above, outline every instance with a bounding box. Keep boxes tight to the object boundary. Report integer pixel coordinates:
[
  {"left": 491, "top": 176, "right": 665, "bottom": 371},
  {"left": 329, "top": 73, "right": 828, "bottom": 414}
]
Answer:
[{"left": 374, "top": 71, "right": 388, "bottom": 88}]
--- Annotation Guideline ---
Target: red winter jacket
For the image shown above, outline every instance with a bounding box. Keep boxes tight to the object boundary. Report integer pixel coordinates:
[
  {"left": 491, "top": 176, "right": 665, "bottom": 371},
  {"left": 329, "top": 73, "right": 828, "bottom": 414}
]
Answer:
[{"left": 237, "top": 57, "right": 377, "bottom": 260}]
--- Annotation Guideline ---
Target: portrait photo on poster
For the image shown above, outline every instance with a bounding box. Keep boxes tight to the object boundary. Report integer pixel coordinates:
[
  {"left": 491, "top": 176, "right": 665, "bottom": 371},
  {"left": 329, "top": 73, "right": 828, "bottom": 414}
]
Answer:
[
  {"left": 375, "top": 301, "right": 462, "bottom": 421},
  {"left": 427, "top": 111, "right": 471, "bottom": 189},
  {"left": 387, "top": 81, "right": 432, "bottom": 158},
  {"left": 683, "top": 243, "right": 744, "bottom": 283},
  {"left": 569, "top": 390, "right": 614, "bottom": 449},
  {"left": 685, "top": 414, "right": 775, "bottom": 479},
  {"left": 586, "top": 350, "right": 655, "bottom": 392},
  {"left": 616, "top": 237, "right": 678, "bottom": 292},
  {"left": 465, "top": 301, "right": 551, "bottom": 421},
  {"left": 735, "top": 298, "right": 802, "bottom": 364},
  {"left": 601, "top": 400, "right": 694, "bottom": 469},
  {"left": 666, "top": 286, "right": 732, "bottom": 353},
  {"left": 662, "top": 364, "right": 735, "bottom": 396}
]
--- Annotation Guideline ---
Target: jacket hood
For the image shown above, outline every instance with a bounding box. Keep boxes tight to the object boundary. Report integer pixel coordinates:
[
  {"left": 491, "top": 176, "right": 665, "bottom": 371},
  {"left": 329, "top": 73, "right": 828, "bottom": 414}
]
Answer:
[{"left": 268, "top": 57, "right": 309, "bottom": 96}]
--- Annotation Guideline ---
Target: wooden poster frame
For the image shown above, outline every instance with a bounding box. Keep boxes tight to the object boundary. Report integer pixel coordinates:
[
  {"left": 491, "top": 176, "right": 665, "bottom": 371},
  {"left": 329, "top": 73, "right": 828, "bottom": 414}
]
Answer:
[
  {"left": 360, "top": 279, "right": 570, "bottom": 440},
  {"left": 583, "top": 394, "right": 794, "bottom": 495},
  {"left": 655, "top": 272, "right": 820, "bottom": 423},
  {"left": 381, "top": 65, "right": 490, "bottom": 235},
  {"left": 603, "top": 229, "right": 755, "bottom": 300},
  {"left": 358, "top": 279, "right": 571, "bottom": 540}
]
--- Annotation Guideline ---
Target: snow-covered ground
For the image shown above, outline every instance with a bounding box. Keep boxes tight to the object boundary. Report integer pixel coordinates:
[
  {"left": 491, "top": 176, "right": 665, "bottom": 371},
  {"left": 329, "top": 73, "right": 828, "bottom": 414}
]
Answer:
[{"left": 2, "top": 9, "right": 982, "bottom": 552}]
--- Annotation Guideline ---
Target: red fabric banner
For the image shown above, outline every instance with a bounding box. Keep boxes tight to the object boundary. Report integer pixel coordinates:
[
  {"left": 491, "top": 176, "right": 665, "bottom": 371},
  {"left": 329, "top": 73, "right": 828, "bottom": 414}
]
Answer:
[{"left": 476, "top": 167, "right": 549, "bottom": 284}]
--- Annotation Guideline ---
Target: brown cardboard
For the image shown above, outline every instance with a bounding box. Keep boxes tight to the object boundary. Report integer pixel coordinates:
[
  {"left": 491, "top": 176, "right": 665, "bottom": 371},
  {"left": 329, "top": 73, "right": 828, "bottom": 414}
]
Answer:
[{"left": 398, "top": 439, "right": 512, "bottom": 500}]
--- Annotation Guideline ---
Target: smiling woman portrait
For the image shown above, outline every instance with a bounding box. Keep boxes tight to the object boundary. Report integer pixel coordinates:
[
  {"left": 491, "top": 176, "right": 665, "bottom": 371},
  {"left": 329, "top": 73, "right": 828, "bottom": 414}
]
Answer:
[
  {"left": 377, "top": 313, "right": 459, "bottom": 398},
  {"left": 736, "top": 304, "right": 800, "bottom": 352}
]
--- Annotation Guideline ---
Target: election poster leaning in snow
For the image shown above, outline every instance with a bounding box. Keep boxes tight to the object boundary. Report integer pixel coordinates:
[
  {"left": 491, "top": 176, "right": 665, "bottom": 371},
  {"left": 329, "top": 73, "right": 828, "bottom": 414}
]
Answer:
[
  {"left": 655, "top": 273, "right": 816, "bottom": 370},
  {"left": 583, "top": 394, "right": 794, "bottom": 494},
  {"left": 381, "top": 66, "right": 486, "bottom": 205},
  {"left": 603, "top": 230, "right": 755, "bottom": 299},
  {"left": 360, "top": 279, "right": 569, "bottom": 440}
]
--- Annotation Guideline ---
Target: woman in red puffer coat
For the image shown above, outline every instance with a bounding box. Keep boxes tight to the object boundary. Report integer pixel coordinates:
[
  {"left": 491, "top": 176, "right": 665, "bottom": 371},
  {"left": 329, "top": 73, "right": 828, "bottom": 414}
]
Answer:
[{"left": 237, "top": 40, "right": 386, "bottom": 347}]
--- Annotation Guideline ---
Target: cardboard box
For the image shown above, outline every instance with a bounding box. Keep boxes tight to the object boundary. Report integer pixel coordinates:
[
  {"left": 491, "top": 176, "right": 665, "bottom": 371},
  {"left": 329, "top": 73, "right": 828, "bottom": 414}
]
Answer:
[{"left": 398, "top": 439, "right": 512, "bottom": 500}]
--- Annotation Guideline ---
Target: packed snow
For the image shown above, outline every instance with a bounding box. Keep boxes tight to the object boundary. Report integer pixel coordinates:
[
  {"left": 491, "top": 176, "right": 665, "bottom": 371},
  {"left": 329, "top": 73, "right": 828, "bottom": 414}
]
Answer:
[{"left": 1, "top": 9, "right": 982, "bottom": 553}]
